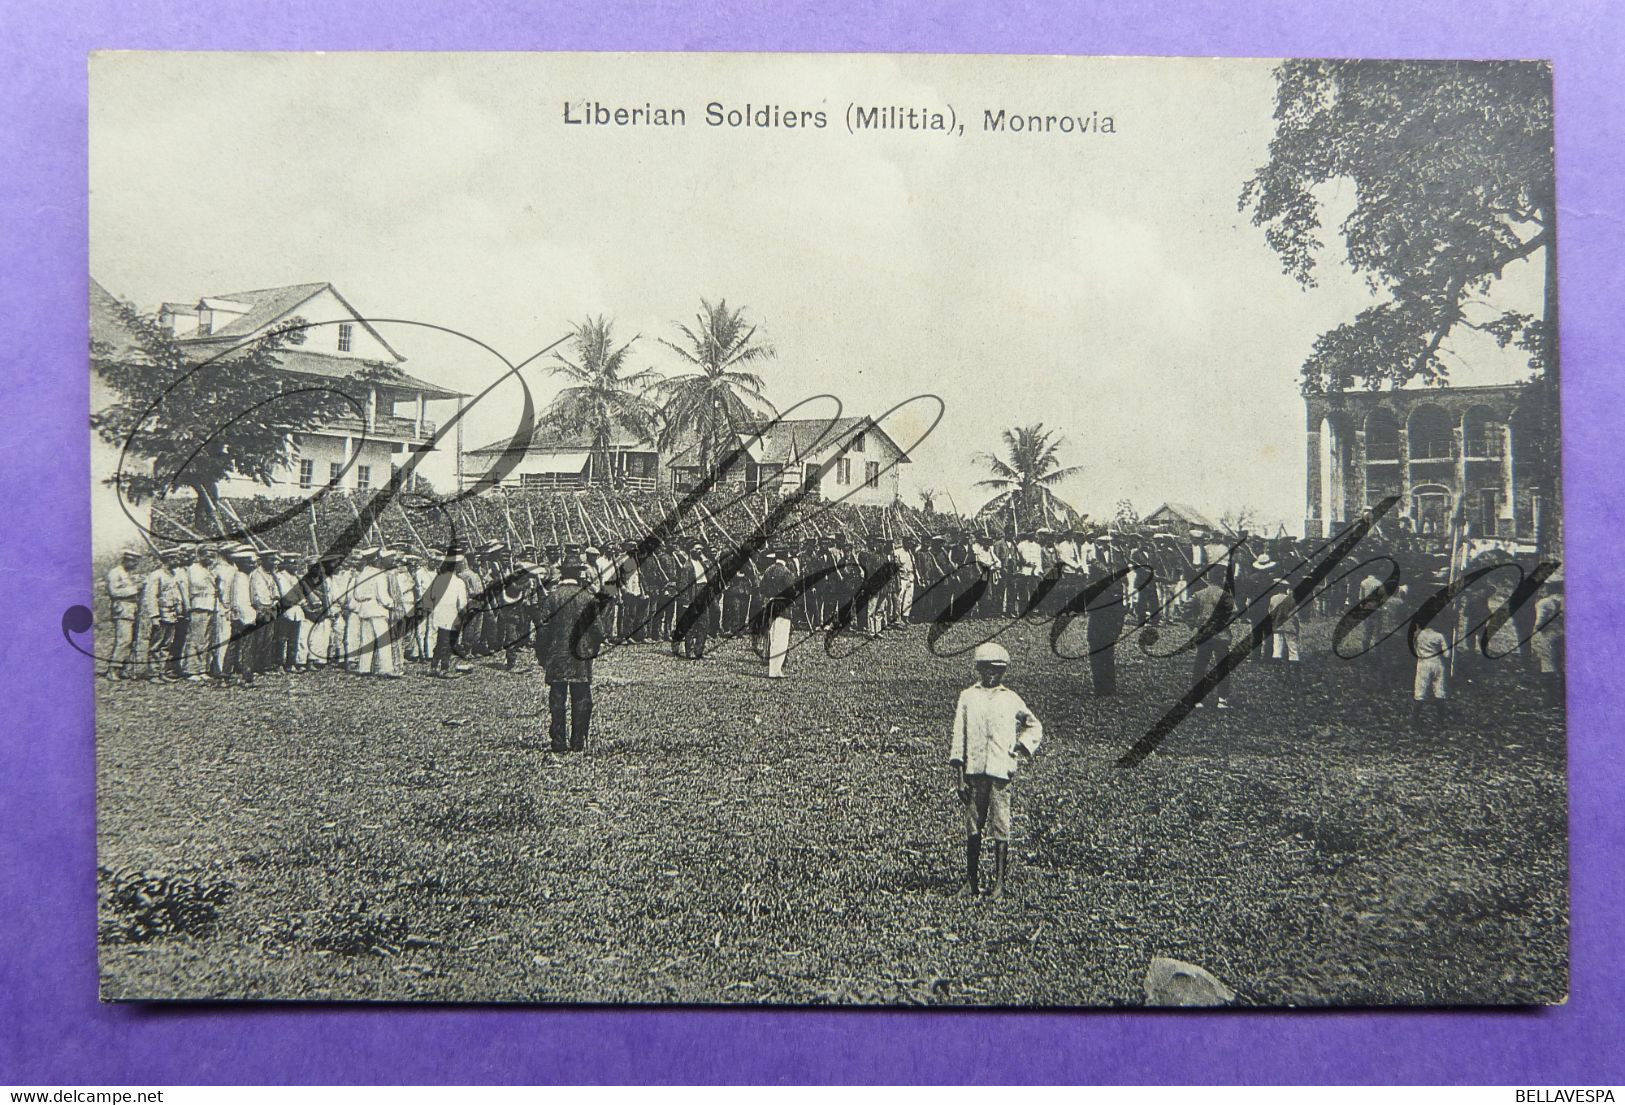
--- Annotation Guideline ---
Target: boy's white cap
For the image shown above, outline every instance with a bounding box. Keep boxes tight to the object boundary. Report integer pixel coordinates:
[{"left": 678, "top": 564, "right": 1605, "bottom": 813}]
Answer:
[{"left": 973, "top": 642, "right": 1010, "bottom": 666}]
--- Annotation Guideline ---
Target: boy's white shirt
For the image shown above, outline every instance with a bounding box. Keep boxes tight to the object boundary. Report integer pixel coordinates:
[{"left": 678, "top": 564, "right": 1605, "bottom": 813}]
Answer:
[{"left": 950, "top": 683, "right": 1043, "bottom": 780}]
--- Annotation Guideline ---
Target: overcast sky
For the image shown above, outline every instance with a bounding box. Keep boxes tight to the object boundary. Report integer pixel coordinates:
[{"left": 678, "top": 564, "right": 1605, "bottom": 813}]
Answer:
[{"left": 89, "top": 52, "right": 1544, "bottom": 532}]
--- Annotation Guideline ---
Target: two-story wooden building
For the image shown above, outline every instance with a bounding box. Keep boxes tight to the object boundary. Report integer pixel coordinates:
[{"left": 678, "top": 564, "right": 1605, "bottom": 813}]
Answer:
[
  {"left": 664, "top": 416, "right": 908, "bottom": 506},
  {"left": 157, "top": 282, "right": 466, "bottom": 497},
  {"left": 465, "top": 413, "right": 909, "bottom": 504}
]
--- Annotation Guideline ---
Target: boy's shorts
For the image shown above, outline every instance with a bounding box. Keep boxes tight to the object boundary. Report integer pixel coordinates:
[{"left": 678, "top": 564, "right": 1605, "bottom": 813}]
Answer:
[{"left": 963, "top": 774, "right": 1013, "bottom": 841}]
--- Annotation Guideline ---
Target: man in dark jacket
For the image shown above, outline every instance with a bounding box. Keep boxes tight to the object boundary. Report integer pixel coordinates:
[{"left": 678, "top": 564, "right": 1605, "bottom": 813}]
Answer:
[
  {"left": 758, "top": 549, "right": 798, "bottom": 678},
  {"left": 1187, "top": 562, "right": 1238, "bottom": 709},
  {"left": 674, "top": 543, "right": 712, "bottom": 659},
  {"left": 535, "top": 559, "right": 604, "bottom": 752},
  {"left": 1085, "top": 536, "right": 1128, "bottom": 695}
]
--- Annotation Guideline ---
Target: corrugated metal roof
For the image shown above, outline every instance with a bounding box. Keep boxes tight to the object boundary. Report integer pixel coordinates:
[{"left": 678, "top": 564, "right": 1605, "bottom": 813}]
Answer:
[
  {"left": 664, "top": 416, "right": 911, "bottom": 467},
  {"left": 468, "top": 422, "right": 655, "bottom": 457}
]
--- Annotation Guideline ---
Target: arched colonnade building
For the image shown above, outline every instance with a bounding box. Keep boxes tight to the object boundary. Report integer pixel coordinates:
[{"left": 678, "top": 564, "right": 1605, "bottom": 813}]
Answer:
[{"left": 1304, "top": 383, "right": 1547, "bottom": 543}]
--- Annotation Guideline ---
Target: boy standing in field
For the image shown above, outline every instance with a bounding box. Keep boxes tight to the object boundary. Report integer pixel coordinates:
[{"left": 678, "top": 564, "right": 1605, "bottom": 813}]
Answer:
[{"left": 949, "top": 642, "right": 1044, "bottom": 899}]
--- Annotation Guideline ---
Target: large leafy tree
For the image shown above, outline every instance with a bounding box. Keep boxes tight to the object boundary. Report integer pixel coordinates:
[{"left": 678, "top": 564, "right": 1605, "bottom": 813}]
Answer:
[
  {"left": 1240, "top": 60, "right": 1559, "bottom": 546},
  {"left": 974, "top": 423, "right": 1085, "bottom": 531},
  {"left": 655, "top": 298, "right": 777, "bottom": 477},
  {"left": 547, "top": 316, "right": 662, "bottom": 487},
  {"left": 91, "top": 298, "right": 394, "bottom": 530}
]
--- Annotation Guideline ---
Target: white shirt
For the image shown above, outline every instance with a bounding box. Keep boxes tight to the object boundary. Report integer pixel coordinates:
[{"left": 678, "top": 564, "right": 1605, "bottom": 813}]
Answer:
[
  {"left": 228, "top": 571, "right": 256, "bottom": 625},
  {"left": 1016, "top": 540, "right": 1044, "bottom": 576},
  {"left": 1054, "top": 539, "right": 1084, "bottom": 573},
  {"left": 427, "top": 573, "right": 470, "bottom": 633},
  {"left": 414, "top": 566, "right": 437, "bottom": 604},
  {"left": 950, "top": 683, "right": 1043, "bottom": 780},
  {"left": 350, "top": 567, "right": 395, "bottom": 619},
  {"left": 275, "top": 570, "right": 304, "bottom": 620}
]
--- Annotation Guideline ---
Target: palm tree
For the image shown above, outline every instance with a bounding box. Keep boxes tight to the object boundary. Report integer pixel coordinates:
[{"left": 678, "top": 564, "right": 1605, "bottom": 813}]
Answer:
[
  {"left": 547, "top": 316, "right": 661, "bottom": 487},
  {"left": 655, "top": 298, "right": 777, "bottom": 478},
  {"left": 974, "top": 423, "right": 1085, "bottom": 530}
]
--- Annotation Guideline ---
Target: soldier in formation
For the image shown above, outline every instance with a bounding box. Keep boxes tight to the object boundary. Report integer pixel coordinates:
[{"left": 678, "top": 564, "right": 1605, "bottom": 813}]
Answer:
[{"left": 102, "top": 514, "right": 1559, "bottom": 724}]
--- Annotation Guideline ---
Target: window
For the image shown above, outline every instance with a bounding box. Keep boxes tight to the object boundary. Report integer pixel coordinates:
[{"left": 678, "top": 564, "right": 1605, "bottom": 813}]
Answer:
[
  {"left": 836, "top": 457, "right": 852, "bottom": 485},
  {"left": 195, "top": 312, "right": 212, "bottom": 336},
  {"left": 851, "top": 431, "right": 866, "bottom": 453},
  {"left": 337, "top": 323, "right": 353, "bottom": 352},
  {"left": 356, "top": 465, "right": 371, "bottom": 492},
  {"left": 865, "top": 461, "right": 880, "bottom": 489},
  {"left": 329, "top": 462, "right": 342, "bottom": 485},
  {"left": 298, "top": 459, "right": 314, "bottom": 489}
]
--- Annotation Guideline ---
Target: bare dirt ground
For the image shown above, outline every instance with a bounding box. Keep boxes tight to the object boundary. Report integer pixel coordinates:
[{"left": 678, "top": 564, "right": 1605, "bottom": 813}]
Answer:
[{"left": 96, "top": 616, "right": 1566, "bottom": 1006}]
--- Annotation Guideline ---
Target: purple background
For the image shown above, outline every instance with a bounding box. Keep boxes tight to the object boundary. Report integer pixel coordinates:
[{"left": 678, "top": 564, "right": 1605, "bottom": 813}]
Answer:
[{"left": 3, "top": 0, "right": 1621, "bottom": 1085}]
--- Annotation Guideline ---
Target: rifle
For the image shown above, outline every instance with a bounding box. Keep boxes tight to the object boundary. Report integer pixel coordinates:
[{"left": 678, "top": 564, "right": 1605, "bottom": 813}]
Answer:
[
  {"left": 219, "top": 497, "right": 270, "bottom": 554},
  {"left": 393, "top": 497, "right": 433, "bottom": 559},
  {"left": 307, "top": 501, "right": 323, "bottom": 559},
  {"left": 500, "top": 494, "right": 523, "bottom": 550}
]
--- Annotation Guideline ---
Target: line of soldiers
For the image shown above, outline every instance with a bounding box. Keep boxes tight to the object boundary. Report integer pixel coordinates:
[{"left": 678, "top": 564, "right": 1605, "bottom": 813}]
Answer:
[
  {"left": 104, "top": 541, "right": 445, "bottom": 685},
  {"left": 102, "top": 520, "right": 1563, "bottom": 712}
]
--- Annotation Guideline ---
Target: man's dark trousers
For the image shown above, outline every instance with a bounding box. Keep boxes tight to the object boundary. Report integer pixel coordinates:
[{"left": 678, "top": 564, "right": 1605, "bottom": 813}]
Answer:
[{"left": 549, "top": 681, "right": 593, "bottom": 751}]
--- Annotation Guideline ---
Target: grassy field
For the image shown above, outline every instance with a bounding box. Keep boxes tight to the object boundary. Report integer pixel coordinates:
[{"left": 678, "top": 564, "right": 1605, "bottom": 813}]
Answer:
[{"left": 96, "top": 615, "right": 1567, "bottom": 1006}]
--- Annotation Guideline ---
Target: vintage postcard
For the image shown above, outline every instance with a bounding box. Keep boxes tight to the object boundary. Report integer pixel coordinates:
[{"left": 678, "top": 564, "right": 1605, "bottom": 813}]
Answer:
[{"left": 88, "top": 52, "right": 1565, "bottom": 1005}]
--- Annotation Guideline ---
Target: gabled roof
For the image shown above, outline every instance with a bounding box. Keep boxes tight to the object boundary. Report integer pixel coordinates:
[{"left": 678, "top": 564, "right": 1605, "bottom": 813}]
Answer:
[
  {"left": 665, "top": 416, "right": 911, "bottom": 468},
  {"left": 467, "top": 421, "right": 656, "bottom": 458},
  {"left": 180, "top": 345, "right": 466, "bottom": 399},
  {"left": 1146, "top": 501, "right": 1218, "bottom": 530},
  {"left": 91, "top": 279, "right": 144, "bottom": 360},
  {"left": 183, "top": 282, "right": 327, "bottom": 337},
  {"left": 177, "top": 282, "right": 407, "bottom": 363},
  {"left": 756, "top": 416, "right": 868, "bottom": 465},
  {"left": 91, "top": 277, "right": 465, "bottom": 398}
]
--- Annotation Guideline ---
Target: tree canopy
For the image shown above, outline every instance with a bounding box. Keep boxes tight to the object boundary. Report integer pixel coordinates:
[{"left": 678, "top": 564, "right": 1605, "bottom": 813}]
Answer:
[
  {"left": 974, "top": 423, "right": 1084, "bottom": 531},
  {"left": 1240, "top": 60, "right": 1556, "bottom": 394},
  {"left": 655, "top": 298, "right": 777, "bottom": 475},
  {"left": 91, "top": 299, "right": 399, "bottom": 528},
  {"left": 547, "top": 316, "right": 662, "bottom": 487}
]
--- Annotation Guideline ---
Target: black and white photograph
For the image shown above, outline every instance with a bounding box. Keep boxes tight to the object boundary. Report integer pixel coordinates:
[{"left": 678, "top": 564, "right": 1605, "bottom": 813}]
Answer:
[{"left": 88, "top": 52, "right": 1566, "bottom": 1006}]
